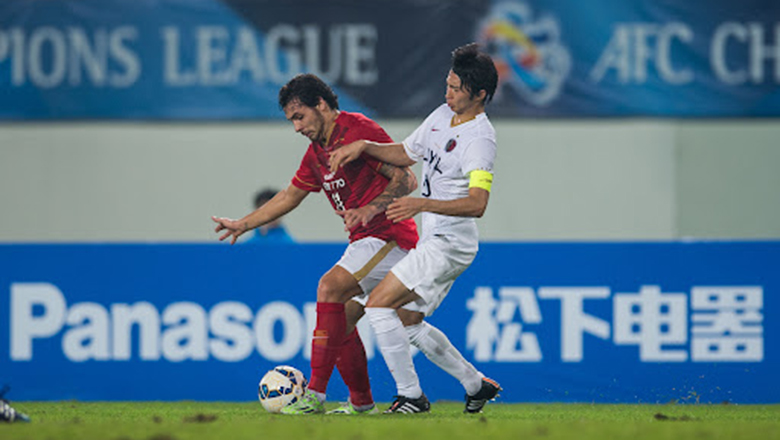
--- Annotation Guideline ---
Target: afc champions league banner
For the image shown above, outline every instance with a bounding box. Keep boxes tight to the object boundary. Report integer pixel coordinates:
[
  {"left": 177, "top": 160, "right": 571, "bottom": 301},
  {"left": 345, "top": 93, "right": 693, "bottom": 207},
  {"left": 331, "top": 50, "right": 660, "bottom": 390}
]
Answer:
[
  {"left": 1, "top": 0, "right": 779, "bottom": 119},
  {"left": 0, "top": 242, "right": 778, "bottom": 403}
]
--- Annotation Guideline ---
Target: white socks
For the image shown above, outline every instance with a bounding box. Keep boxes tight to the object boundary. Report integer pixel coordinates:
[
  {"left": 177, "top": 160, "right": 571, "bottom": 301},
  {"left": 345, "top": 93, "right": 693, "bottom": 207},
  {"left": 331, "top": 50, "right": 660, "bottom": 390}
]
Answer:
[
  {"left": 406, "top": 321, "right": 483, "bottom": 396},
  {"left": 365, "top": 307, "right": 423, "bottom": 399}
]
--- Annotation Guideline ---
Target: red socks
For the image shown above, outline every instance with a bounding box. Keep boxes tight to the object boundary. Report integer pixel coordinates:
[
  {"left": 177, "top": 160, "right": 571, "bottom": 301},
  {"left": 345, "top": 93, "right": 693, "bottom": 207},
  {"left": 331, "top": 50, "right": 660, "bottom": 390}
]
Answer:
[
  {"left": 336, "top": 327, "right": 374, "bottom": 407},
  {"left": 307, "top": 301, "right": 374, "bottom": 407},
  {"left": 308, "top": 302, "right": 346, "bottom": 394}
]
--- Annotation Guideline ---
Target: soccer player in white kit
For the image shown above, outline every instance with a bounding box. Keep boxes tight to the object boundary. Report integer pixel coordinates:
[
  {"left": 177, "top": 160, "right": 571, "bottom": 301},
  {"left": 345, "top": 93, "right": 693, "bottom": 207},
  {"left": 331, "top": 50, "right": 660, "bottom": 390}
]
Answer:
[{"left": 329, "top": 43, "right": 501, "bottom": 414}]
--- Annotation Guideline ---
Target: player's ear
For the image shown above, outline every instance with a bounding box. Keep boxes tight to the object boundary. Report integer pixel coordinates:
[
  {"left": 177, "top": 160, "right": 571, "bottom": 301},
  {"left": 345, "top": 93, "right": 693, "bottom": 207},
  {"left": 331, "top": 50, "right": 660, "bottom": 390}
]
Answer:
[{"left": 317, "top": 97, "right": 328, "bottom": 111}]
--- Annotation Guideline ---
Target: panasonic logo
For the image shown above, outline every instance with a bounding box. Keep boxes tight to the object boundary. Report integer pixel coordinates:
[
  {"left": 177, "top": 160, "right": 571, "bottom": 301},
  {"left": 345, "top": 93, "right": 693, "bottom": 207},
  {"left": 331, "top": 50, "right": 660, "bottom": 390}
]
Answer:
[{"left": 7, "top": 283, "right": 379, "bottom": 363}]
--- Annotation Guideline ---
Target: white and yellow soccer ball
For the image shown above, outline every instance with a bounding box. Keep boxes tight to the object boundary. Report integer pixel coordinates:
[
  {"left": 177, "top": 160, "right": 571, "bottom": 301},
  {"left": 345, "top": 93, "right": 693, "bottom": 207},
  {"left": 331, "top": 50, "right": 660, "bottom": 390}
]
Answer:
[{"left": 257, "top": 365, "right": 308, "bottom": 413}]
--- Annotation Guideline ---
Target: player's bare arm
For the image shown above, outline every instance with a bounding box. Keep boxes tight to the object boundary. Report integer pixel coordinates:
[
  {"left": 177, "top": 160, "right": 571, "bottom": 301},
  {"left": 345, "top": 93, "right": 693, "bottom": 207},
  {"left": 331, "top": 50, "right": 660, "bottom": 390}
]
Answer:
[
  {"left": 386, "top": 187, "right": 490, "bottom": 222},
  {"left": 329, "top": 140, "right": 415, "bottom": 172},
  {"left": 337, "top": 163, "right": 418, "bottom": 231},
  {"left": 370, "top": 163, "right": 418, "bottom": 212},
  {"left": 212, "top": 184, "right": 308, "bottom": 244}
]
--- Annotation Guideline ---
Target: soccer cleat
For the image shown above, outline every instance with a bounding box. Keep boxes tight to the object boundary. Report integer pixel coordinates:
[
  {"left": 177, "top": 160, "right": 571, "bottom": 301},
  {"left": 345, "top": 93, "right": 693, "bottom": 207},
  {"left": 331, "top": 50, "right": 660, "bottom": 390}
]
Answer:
[
  {"left": 0, "top": 386, "right": 30, "bottom": 423},
  {"left": 383, "top": 394, "right": 431, "bottom": 414},
  {"left": 326, "top": 402, "right": 379, "bottom": 415},
  {"left": 464, "top": 377, "right": 502, "bottom": 414},
  {"left": 280, "top": 391, "right": 325, "bottom": 415}
]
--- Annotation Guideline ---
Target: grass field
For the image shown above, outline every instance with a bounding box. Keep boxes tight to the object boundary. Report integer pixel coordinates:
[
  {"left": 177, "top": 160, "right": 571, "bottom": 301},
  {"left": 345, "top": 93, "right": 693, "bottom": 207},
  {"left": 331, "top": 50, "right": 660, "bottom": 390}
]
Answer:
[{"left": 2, "top": 401, "right": 778, "bottom": 440}]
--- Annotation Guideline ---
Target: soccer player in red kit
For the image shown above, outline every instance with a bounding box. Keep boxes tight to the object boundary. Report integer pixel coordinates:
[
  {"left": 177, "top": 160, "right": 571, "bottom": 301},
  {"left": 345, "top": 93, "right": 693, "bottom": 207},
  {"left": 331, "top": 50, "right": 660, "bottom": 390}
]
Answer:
[{"left": 214, "top": 74, "right": 488, "bottom": 415}]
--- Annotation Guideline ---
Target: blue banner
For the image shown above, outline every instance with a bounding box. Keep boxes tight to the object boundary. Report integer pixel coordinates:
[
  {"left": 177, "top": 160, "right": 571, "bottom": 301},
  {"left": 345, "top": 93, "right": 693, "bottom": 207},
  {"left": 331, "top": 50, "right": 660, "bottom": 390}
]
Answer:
[
  {"left": 1, "top": 0, "right": 779, "bottom": 119},
  {"left": 1, "top": 242, "right": 777, "bottom": 403}
]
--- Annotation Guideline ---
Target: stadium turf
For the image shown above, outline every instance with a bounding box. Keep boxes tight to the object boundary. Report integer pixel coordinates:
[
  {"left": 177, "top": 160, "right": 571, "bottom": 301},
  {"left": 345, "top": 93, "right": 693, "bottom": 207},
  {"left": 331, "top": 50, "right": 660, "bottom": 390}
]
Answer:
[{"left": 1, "top": 401, "right": 778, "bottom": 440}]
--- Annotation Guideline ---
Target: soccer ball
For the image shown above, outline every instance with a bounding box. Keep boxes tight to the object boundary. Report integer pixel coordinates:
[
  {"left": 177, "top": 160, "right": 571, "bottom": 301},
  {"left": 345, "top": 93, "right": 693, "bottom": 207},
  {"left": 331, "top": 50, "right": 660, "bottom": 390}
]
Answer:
[{"left": 257, "top": 365, "right": 308, "bottom": 413}]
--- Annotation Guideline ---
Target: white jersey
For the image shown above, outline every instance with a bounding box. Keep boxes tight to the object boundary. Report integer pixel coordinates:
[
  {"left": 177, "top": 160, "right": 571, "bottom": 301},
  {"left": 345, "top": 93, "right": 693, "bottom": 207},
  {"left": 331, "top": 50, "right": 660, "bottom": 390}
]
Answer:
[{"left": 403, "top": 103, "right": 497, "bottom": 246}]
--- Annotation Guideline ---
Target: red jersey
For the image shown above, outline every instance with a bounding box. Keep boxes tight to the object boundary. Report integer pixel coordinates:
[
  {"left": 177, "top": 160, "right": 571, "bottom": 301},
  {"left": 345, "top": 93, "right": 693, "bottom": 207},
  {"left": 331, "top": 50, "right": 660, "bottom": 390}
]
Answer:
[{"left": 292, "top": 111, "right": 418, "bottom": 250}]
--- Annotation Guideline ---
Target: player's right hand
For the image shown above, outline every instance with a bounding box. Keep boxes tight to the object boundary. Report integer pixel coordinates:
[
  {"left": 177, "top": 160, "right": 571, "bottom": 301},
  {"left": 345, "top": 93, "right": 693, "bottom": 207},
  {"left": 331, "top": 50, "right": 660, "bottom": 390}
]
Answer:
[
  {"left": 385, "top": 197, "right": 424, "bottom": 222},
  {"left": 211, "top": 216, "right": 247, "bottom": 245},
  {"left": 329, "top": 140, "right": 366, "bottom": 173},
  {"left": 336, "top": 205, "right": 380, "bottom": 232}
]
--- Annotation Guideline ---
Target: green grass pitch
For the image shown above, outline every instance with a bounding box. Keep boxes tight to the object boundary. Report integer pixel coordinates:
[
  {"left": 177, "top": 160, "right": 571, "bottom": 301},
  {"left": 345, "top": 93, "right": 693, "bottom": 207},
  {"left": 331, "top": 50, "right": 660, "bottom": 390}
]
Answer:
[{"left": 2, "top": 401, "right": 778, "bottom": 440}]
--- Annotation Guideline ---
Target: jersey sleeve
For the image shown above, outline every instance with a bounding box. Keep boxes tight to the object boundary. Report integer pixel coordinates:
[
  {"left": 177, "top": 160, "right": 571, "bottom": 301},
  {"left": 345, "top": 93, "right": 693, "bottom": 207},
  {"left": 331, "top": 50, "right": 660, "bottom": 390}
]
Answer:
[
  {"left": 402, "top": 121, "right": 428, "bottom": 162},
  {"left": 351, "top": 115, "right": 393, "bottom": 173},
  {"left": 291, "top": 147, "right": 322, "bottom": 192},
  {"left": 461, "top": 136, "right": 497, "bottom": 175},
  {"left": 403, "top": 105, "right": 447, "bottom": 162}
]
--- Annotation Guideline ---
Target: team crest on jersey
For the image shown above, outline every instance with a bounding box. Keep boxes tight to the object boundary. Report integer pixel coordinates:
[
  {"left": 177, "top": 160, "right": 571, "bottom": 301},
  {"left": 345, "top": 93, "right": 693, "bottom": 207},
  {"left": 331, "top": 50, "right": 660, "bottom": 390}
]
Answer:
[{"left": 445, "top": 138, "right": 457, "bottom": 152}]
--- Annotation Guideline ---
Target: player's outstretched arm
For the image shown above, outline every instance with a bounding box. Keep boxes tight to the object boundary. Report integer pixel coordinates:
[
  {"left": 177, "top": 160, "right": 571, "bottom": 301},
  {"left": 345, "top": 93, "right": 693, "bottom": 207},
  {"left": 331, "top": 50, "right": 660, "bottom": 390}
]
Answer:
[
  {"left": 212, "top": 184, "right": 308, "bottom": 244},
  {"left": 329, "top": 140, "right": 415, "bottom": 172}
]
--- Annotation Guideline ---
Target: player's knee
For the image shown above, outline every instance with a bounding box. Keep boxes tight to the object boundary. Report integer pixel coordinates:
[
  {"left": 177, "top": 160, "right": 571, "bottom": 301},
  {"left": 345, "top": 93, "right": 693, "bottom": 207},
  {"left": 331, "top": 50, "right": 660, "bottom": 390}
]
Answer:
[
  {"left": 365, "top": 295, "right": 393, "bottom": 309},
  {"left": 317, "top": 277, "right": 349, "bottom": 303}
]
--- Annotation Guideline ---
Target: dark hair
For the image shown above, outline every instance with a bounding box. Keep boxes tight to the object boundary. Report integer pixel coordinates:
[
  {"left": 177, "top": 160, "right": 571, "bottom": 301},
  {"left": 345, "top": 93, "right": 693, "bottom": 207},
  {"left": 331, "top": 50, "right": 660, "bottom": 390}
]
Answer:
[
  {"left": 451, "top": 43, "right": 498, "bottom": 105},
  {"left": 254, "top": 188, "right": 278, "bottom": 208},
  {"left": 278, "top": 73, "right": 339, "bottom": 110}
]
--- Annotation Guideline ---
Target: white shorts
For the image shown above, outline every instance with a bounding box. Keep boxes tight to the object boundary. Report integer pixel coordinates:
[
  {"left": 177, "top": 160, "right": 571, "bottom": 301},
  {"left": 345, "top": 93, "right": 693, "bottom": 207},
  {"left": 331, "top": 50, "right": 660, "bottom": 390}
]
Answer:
[
  {"left": 391, "top": 234, "right": 477, "bottom": 316},
  {"left": 336, "top": 237, "right": 419, "bottom": 310}
]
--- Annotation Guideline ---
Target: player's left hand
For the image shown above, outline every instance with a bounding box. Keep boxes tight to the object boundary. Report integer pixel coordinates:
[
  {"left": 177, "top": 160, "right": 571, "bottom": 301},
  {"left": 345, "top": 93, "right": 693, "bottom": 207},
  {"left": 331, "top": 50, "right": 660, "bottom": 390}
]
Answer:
[
  {"left": 329, "top": 140, "right": 365, "bottom": 173},
  {"left": 386, "top": 197, "right": 424, "bottom": 222},
  {"left": 336, "top": 205, "right": 380, "bottom": 232}
]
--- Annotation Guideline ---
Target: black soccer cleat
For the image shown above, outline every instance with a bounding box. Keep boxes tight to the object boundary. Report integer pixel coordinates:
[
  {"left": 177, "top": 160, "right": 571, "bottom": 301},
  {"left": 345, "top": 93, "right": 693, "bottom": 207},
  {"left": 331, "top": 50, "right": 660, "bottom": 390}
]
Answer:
[
  {"left": 0, "top": 386, "right": 30, "bottom": 423},
  {"left": 464, "top": 377, "right": 502, "bottom": 414},
  {"left": 383, "top": 394, "right": 431, "bottom": 414}
]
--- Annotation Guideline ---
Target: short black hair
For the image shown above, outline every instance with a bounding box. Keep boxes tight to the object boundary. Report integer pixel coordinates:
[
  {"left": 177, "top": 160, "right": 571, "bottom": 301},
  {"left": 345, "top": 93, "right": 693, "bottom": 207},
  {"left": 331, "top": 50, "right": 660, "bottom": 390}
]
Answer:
[
  {"left": 278, "top": 73, "right": 339, "bottom": 110},
  {"left": 254, "top": 188, "right": 278, "bottom": 208},
  {"left": 451, "top": 43, "right": 498, "bottom": 105}
]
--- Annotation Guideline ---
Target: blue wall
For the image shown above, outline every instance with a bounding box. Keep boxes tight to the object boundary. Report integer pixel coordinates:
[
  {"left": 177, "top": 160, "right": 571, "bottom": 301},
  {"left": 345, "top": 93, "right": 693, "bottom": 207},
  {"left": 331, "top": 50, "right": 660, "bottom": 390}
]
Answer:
[{"left": 1, "top": 242, "right": 777, "bottom": 403}]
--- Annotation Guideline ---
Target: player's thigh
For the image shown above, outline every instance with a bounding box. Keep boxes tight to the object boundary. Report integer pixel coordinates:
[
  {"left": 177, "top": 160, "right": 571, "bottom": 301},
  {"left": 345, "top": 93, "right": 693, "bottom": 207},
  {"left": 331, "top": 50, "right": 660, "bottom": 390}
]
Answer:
[
  {"left": 391, "top": 235, "right": 476, "bottom": 316},
  {"left": 365, "top": 271, "right": 420, "bottom": 309},
  {"left": 338, "top": 237, "right": 406, "bottom": 303},
  {"left": 322, "top": 237, "right": 404, "bottom": 303}
]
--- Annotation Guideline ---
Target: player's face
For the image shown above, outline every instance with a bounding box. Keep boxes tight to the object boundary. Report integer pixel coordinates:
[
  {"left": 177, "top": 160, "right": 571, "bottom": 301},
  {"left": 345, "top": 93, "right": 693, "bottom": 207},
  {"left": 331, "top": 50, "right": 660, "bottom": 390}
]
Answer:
[
  {"left": 445, "top": 70, "right": 483, "bottom": 115},
  {"left": 283, "top": 99, "right": 327, "bottom": 143}
]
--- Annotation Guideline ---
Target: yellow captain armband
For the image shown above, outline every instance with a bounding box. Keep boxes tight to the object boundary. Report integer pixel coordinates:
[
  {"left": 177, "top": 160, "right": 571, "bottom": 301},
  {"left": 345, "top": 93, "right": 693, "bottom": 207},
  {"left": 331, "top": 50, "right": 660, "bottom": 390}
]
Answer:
[{"left": 469, "top": 169, "right": 493, "bottom": 192}]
